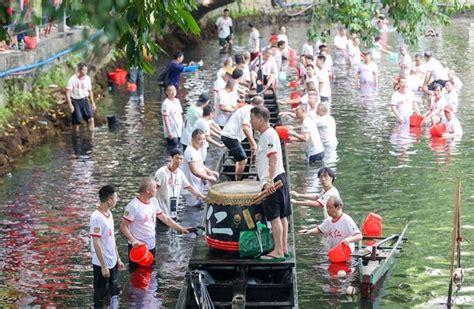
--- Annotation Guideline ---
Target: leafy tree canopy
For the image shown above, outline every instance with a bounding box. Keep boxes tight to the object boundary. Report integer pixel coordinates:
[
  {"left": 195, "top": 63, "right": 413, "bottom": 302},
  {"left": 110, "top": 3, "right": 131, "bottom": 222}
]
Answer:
[{"left": 307, "top": 0, "right": 467, "bottom": 46}]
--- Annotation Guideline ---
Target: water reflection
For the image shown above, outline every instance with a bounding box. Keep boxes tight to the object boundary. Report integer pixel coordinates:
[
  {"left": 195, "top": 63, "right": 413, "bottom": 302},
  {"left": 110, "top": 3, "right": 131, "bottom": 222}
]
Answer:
[{"left": 0, "top": 18, "right": 473, "bottom": 308}]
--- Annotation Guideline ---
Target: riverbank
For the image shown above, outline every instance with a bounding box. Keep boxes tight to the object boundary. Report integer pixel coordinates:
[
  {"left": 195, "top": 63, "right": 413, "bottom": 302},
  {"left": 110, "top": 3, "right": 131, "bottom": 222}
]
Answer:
[{"left": 0, "top": 49, "right": 116, "bottom": 177}]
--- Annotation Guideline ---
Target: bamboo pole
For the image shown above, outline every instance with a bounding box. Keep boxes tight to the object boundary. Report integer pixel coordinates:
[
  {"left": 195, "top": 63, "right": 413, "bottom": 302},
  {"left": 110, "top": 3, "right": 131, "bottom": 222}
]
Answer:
[{"left": 447, "top": 177, "right": 461, "bottom": 308}]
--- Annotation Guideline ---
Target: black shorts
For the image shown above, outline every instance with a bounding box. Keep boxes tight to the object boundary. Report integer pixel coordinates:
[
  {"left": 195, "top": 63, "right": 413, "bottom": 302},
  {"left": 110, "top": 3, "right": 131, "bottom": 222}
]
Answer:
[
  {"left": 309, "top": 151, "right": 324, "bottom": 163},
  {"left": 262, "top": 173, "right": 292, "bottom": 221},
  {"left": 93, "top": 262, "right": 119, "bottom": 289},
  {"left": 222, "top": 136, "right": 247, "bottom": 162},
  {"left": 71, "top": 97, "right": 93, "bottom": 125},
  {"left": 320, "top": 96, "right": 330, "bottom": 102},
  {"left": 166, "top": 137, "right": 181, "bottom": 151},
  {"left": 127, "top": 244, "right": 156, "bottom": 270},
  {"left": 219, "top": 35, "right": 232, "bottom": 47},
  {"left": 428, "top": 80, "right": 447, "bottom": 91}
]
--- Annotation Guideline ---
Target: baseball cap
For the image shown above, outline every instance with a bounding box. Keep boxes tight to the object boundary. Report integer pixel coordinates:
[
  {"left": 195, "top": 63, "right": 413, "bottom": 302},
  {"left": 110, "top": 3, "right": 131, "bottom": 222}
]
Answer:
[
  {"left": 444, "top": 105, "right": 454, "bottom": 113},
  {"left": 225, "top": 67, "right": 234, "bottom": 75},
  {"left": 197, "top": 93, "right": 210, "bottom": 105}
]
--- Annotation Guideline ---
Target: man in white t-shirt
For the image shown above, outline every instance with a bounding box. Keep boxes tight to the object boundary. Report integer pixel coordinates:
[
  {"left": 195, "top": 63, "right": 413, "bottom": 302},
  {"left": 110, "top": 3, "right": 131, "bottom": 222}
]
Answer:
[
  {"left": 356, "top": 52, "right": 378, "bottom": 87},
  {"left": 182, "top": 129, "right": 219, "bottom": 207},
  {"left": 315, "top": 55, "right": 332, "bottom": 102},
  {"left": 90, "top": 185, "right": 124, "bottom": 290},
  {"left": 398, "top": 46, "right": 412, "bottom": 76},
  {"left": 253, "top": 49, "right": 278, "bottom": 89},
  {"left": 162, "top": 84, "right": 184, "bottom": 151},
  {"left": 314, "top": 104, "right": 338, "bottom": 151},
  {"left": 250, "top": 106, "right": 291, "bottom": 261},
  {"left": 66, "top": 62, "right": 96, "bottom": 131},
  {"left": 444, "top": 80, "right": 459, "bottom": 113},
  {"left": 300, "top": 196, "right": 362, "bottom": 252},
  {"left": 154, "top": 149, "right": 206, "bottom": 218},
  {"left": 181, "top": 93, "right": 210, "bottom": 150},
  {"left": 291, "top": 167, "right": 340, "bottom": 219},
  {"left": 215, "top": 79, "right": 238, "bottom": 128},
  {"left": 120, "top": 177, "right": 189, "bottom": 268},
  {"left": 289, "top": 105, "right": 325, "bottom": 162},
  {"left": 215, "top": 8, "right": 233, "bottom": 50},
  {"left": 443, "top": 106, "right": 463, "bottom": 138},
  {"left": 423, "top": 51, "right": 449, "bottom": 92},
  {"left": 390, "top": 76, "right": 421, "bottom": 124},
  {"left": 221, "top": 96, "right": 263, "bottom": 180},
  {"left": 192, "top": 105, "right": 225, "bottom": 162},
  {"left": 302, "top": 38, "right": 314, "bottom": 56},
  {"left": 348, "top": 37, "right": 362, "bottom": 70},
  {"left": 318, "top": 44, "right": 334, "bottom": 81},
  {"left": 333, "top": 28, "right": 348, "bottom": 61},
  {"left": 248, "top": 22, "right": 260, "bottom": 60}
]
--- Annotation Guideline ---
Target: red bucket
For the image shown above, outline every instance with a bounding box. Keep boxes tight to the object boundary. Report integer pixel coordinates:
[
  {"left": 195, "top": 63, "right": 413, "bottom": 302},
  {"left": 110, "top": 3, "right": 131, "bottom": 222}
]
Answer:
[
  {"left": 129, "top": 244, "right": 154, "bottom": 267},
  {"left": 328, "top": 242, "right": 352, "bottom": 263},
  {"left": 275, "top": 126, "right": 289, "bottom": 142},
  {"left": 25, "top": 36, "right": 37, "bottom": 50},
  {"left": 361, "top": 212, "right": 383, "bottom": 246},
  {"left": 409, "top": 114, "right": 424, "bottom": 127},
  {"left": 288, "top": 80, "right": 300, "bottom": 89},
  {"left": 114, "top": 68, "right": 128, "bottom": 86},
  {"left": 127, "top": 82, "right": 137, "bottom": 92},
  {"left": 430, "top": 123, "right": 446, "bottom": 137}
]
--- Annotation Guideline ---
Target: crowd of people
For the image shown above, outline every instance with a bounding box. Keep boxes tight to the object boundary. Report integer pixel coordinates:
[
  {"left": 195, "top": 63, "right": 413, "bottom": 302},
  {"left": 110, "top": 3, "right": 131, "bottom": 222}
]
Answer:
[{"left": 86, "top": 9, "right": 464, "bottom": 302}]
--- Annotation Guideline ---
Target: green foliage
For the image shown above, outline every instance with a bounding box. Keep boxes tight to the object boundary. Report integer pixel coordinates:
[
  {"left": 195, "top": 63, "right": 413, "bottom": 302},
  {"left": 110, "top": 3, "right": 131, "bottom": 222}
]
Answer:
[
  {"left": 308, "top": 0, "right": 468, "bottom": 46},
  {"left": 63, "top": 0, "right": 201, "bottom": 73}
]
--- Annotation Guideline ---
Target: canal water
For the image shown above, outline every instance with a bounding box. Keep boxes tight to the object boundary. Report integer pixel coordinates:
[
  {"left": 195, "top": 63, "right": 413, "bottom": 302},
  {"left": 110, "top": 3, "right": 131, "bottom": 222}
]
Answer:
[{"left": 0, "top": 19, "right": 473, "bottom": 308}]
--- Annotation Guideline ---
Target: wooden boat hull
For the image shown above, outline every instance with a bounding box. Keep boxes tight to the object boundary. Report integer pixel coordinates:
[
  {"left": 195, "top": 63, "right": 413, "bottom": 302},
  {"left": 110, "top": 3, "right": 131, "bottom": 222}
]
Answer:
[
  {"left": 176, "top": 89, "right": 298, "bottom": 308},
  {"left": 358, "top": 224, "right": 409, "bottom": 300}
]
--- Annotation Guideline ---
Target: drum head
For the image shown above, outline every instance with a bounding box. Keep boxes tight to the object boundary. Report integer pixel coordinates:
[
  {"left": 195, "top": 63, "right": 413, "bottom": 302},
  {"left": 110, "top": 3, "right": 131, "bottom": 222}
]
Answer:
[{"left": 206, "top": 181, "right": 262, "bottom": 206}]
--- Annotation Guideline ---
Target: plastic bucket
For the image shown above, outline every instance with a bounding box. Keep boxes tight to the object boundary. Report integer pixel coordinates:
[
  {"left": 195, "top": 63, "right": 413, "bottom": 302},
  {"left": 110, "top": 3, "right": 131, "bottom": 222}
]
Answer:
[
  {"left": 127, "top": 82, "right": 137, "bottom": 92},
  {"left": 409, "top": 114, "right": 423, "bottom": 127},
  {"left": 108, "top": 72, "right": 120, "bottom": 86},
  {"left": 389, "top": 52, "right": 398, "bottom": 63},
  {"left": 129, "top": 244, "right": 154, "bottom": 267},
  {"left": 288, "top": 80, "right": 300, "bottom": 89},
  {"left": 24, "top": 36, "right": 37, "bottom": 50},
  {"left": 328, "top": 242, "right": 352, "bottom": 263},
  {"left": 361, "top": 212, "right": 382, "bottom": 245},
  {"left": 430, "top": 123, "right": 446, "bottom": 137},
  {"left": 275, "top": 126, "right": 289, "bottom": 142},
  {"left": 114, "top": 68, "right": 128, "bottom": 86},
  {"left": 278, "top": 71, "right": 287, "bottom": 81}
]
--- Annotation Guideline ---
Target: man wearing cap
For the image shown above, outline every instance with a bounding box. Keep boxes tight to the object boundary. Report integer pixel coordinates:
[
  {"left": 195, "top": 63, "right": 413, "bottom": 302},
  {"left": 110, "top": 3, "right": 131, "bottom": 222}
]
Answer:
[
  {"left": 181, "top": 93, "right": 210, "bottom": 151},
  {"left": 221, "top": 96, "right": 263, "bottom": 181},
  {"left": 120, "top": 177, "right": 189, "bottom": 269},
  {"left": 443, "top": 105, "right": 463, "bottom": 138},
  {"left": 422, "top": 51, "right": 449, "bottom": 92},
  {"left": 299, "top": 196, "right": 362, "bottom": 253}
]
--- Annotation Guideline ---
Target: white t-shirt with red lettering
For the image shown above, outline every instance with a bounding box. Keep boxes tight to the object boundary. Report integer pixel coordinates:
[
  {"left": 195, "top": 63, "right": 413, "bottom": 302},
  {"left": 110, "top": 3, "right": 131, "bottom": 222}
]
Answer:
[
  {"left": 90, "top": 209, "right": 117, "bottom": 268},
  {"left": 154, "top": 165, "right": 190, "bottom": 216},
  {"left": 67, "top": 74, "right": 92, "bottom": 100},
  {"left": 256, "top": 127, "right": 285, "bottom": 185},
  {"left": 123, "top": 197, "right": 162, "bottom": 250},
  {"left": 161, "top": 98, "right": 183, "bottom": 138},
  {"left": 318, "top": 213, "right": 360, "bottom": 251},
  {"left": 221, "top": 104, "right": 253, "bottom": 141}
]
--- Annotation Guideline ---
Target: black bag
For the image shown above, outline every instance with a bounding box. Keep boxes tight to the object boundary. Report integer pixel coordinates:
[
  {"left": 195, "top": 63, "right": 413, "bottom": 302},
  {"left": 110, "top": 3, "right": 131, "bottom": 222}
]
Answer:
[{"left": 158, "top": 62, "right": 172, "bottom": 87}]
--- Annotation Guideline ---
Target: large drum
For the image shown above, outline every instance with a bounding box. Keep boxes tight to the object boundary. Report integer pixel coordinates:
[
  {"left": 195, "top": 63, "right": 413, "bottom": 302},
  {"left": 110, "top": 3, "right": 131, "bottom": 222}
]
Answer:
[{"left": 204, "top": 181, "right": 266, "bottom": 253}]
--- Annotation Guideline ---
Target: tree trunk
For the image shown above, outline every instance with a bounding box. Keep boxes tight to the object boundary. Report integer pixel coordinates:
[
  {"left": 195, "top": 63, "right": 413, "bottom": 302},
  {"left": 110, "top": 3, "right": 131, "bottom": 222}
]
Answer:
[{"left": 192, "top": 0, "right": 236, "bottom": 21}]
